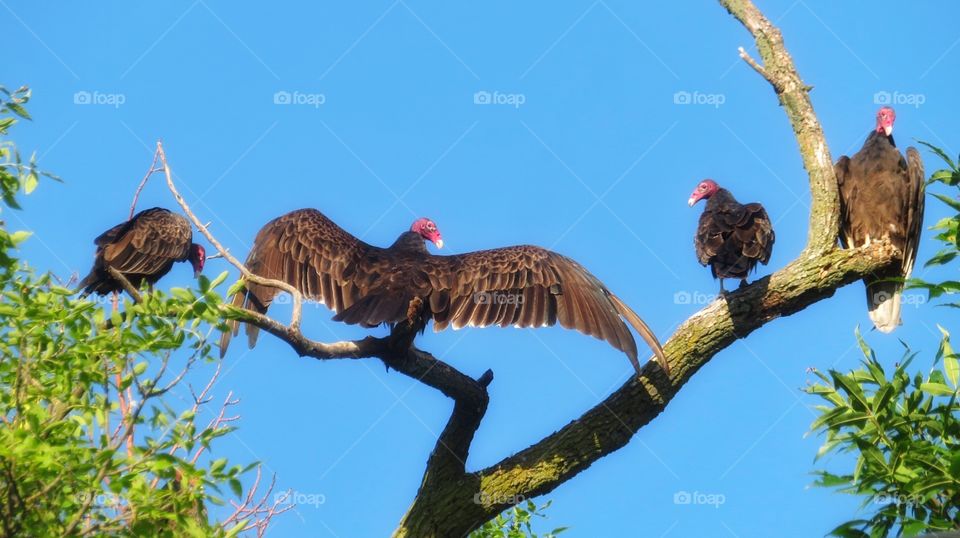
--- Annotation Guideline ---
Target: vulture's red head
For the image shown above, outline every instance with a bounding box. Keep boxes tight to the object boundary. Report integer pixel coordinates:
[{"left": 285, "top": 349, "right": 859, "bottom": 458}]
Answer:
[
  {"left": 688, "top": 179, "right": 719, "bottom": 207},
  {"left": 411, "top": 218, "right": 443, "bottom": 249},
  {"left": 876, "top": 106, "right": 896, "bottom": 136},
  {"left": 189, "top": 244, "right": 206, "bottom": 278}
]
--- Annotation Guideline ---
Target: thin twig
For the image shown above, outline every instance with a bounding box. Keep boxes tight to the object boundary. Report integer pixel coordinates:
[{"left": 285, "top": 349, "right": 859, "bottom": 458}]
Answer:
[
  {"left": 737, "top": 46, "right": 778, "bottom": 88},
  {"left": 128, "top": 150, "right": 162, "bottom": 220},
  {"left": 155, "top": 141, "right": 305, "bottom": 330}
]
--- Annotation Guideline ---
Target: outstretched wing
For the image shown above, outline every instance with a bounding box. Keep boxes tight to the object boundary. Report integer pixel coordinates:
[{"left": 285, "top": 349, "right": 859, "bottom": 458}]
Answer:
[
  {"left": 419, "top": 246, "right": 667, "bottom": 374},
  {"left": 222, "top": 209, "right": 377, "bottom": 352},
  {"left": 102, "top": 208, "right": 193, "bottom": 275}
]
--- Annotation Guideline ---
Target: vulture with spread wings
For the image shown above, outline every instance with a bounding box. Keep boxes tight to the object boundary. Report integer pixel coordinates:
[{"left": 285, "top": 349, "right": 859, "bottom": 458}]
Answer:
[
  {"left": 78, "top": 207, "right": 205, "bottom": 296},
  {"left": 220, "top": 209, "right": 668, "bottom": 375},
  {"left": 835, "top": 106, "right": 925, "bottom": 332}
]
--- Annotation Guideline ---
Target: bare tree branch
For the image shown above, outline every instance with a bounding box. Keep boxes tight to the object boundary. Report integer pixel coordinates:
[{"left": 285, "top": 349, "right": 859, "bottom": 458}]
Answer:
[
  {"left": 720, "top": 0, "right": 840, "bottom": 254},
  {"left": 105, "top": 267, "right": 141, "bottom": 304}
]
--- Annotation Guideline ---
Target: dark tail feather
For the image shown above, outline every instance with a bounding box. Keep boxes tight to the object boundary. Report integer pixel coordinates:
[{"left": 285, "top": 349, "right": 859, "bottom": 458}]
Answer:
[
  {"left": 609, "top": 293, "right": 668, "bottom": 376},
  {"left": 219, "top": 282, "right": 269, "bottom": 358},
  {"left": 76, "top": 268, "right": 106, "bottom": 298}
]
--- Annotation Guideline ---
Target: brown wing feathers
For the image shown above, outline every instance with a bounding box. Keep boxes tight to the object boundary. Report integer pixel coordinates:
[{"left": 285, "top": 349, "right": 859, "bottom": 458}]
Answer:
[
  {"left": 835, "top": 128, "right": 925, "bottom": 332},
  {"left": 221, "top": 209, "right": 374, "bottom": 353},
  {"left": 222, "top": 211, "right": 667, "bottom": 375},
  {"left": 695, "top": 191, "right": 774, "bottom": 280},
  {"left": 78, "top": 208, "right": 193, "bottom": 296}
]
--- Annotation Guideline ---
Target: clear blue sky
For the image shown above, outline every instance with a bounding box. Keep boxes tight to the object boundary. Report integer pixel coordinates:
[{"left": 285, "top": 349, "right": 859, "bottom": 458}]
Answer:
[{"left": 5, "top": 1, "right": 959, "bottom": 536}]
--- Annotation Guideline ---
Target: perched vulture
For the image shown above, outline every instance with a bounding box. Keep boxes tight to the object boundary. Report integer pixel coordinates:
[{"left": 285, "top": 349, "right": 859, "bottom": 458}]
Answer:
[
  {"left": 688, "top": 180, "right": 775, "bottom": 292},
  {"left": 220, "top": 210, "right": 668, "bottom": 375},
  {"left": 78, "top": 207, "right": 206, "bottom": 296},
  {"left": 835, "top": 106, "right": 924, "bottom": 333}
]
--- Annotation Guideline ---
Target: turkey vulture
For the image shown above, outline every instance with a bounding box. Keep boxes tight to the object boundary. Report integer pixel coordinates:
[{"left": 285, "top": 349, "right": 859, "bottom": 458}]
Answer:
[
  {"left": 220, "top": 210, "right": 668, "bottom": 375},
  {"left": 688, "top": 180, "right": 775, "bottom": 292},
  {"left": 78, "top": 207, "right": 205, "bottom": 296},
  {"left": 835, "top": 106, "right": 925, "bottom": 333}
]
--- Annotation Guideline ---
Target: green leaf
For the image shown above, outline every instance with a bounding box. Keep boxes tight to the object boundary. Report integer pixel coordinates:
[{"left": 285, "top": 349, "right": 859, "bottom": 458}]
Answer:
[
  {"left": 6, "top": 101, "right": 31, "bottom": 120},
  {"left": 23, "top": 171, "right": 38, "bottom": 194},
  {"left": 209, "top": 270, "right": 229, "bottom": 290},
  {"left": 9, "top": 230, "right": 31, "bottom": 246},
  {"left": 854, "top": 326, "right": 875, "bottom": 363},
  {"left": 918, "top": 140, "right": 957, "bottom": 170},
  {"left": 228, "top": 477, "right": 243, "bottom": 498},
  {"left": 832, "top": 371, "right": 870, "bottom": 410},
  {"left": 936, "top": 325, "right": 959, "bottom": 388},
  {"left": 225, "top": 278, "right": 246, "bottom": 298},
  {"left": 918, "top": 382, "right": 955, "bottom": 396},
  {"left": 927, "top": 169, "right": 957, "bottom": 186},
  {"left": 924, "top": 249, "right": 957, "bottom": 268},
  {"left": 931, "top": 192, "right": 960, "bottom": 212}
]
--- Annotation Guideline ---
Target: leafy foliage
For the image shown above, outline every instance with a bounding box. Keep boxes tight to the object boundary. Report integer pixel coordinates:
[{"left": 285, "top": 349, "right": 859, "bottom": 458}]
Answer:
[
  {"left": 907, "top": 141, "right": 960, "bottom": 305},
  {"left": 805, "top": 329, "right": 960, "bottom": 537},
  {"left": 469, "top": 500, "right": 568, "bottom": 538},
  {"left": 0, "top": 85, "right": 59, "bottom": 270},
  {"left": 0, "top": 87, "right": 265, "bottom": 537},
  {"left": 807, "top": 142, "right": 960, "bottom": 537}
]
